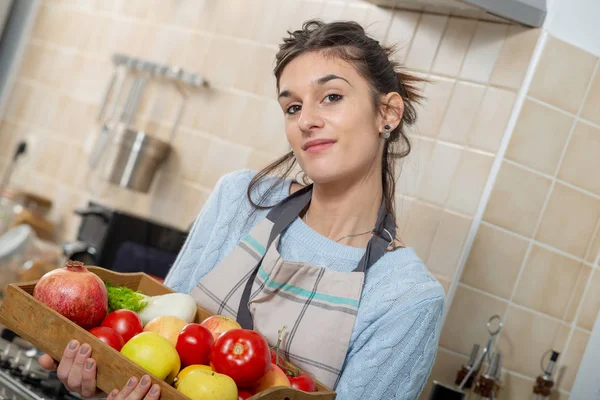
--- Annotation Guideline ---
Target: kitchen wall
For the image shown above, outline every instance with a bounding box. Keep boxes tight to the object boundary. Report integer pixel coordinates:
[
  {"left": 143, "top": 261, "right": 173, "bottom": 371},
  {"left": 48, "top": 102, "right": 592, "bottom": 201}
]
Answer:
[{"left": 426, "top": 0, "right": 600, "bottom": 398}]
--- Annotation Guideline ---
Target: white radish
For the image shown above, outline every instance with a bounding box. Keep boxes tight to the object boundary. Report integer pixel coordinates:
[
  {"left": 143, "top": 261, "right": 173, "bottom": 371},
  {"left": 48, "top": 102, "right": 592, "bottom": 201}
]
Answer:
[{"left": 137, "top": 293, "right": 197, "bottom": 326}]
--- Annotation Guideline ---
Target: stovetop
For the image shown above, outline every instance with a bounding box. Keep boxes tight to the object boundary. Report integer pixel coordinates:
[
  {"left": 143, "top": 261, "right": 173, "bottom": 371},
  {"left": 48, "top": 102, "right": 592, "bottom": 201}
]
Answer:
[{"left": 0, "top": 335, "right": 84, "bottom": 400}]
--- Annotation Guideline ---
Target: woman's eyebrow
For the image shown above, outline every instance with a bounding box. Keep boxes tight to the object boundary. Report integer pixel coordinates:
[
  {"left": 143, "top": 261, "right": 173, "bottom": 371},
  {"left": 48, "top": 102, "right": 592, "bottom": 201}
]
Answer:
[
  {"left": 278, "top": 74, "right": 353, "bottom": 99},
  {"left": 316, "top": 74, "right": 352, "bottom": 87}
]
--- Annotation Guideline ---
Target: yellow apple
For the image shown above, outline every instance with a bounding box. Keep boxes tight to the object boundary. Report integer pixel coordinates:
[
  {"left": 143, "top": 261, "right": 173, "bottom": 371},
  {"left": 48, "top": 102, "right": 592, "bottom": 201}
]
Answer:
[
  {"left": 120, "top": 332, "right": 180, "bottom": 383},
  {"left": 177, "top": 368, "right": 238, "bottom": 400},
  {"left": 251, "top": 363, "right": 290, "bottom": 394}
]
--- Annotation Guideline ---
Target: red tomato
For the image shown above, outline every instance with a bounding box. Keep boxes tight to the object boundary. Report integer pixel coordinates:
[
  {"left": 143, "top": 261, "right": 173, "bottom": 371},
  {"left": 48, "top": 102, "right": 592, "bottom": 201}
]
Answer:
[
  {"left": 210, "top": 329, "right": 271, "bottom": 387},
  {"left": 175, "top": 323, "right": 214, "bottom": 367},
  {"left": 238, "top": 390, "right": 252, "bottom": 400},
  {"left": 289, "top": 372, "right": 317, "bottom": 392},
  {"left": 101, "top": 310, "right": 143, "bottom": 343},
  {"left": 89, "top": 326, "right": 124, "bottom": 351}
]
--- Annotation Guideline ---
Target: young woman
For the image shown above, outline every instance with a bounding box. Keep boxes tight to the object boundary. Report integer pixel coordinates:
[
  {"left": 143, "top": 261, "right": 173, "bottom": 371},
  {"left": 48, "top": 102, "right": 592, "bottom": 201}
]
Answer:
[{"left": 40, "top": 19, "right": 445, "bottom": 400}]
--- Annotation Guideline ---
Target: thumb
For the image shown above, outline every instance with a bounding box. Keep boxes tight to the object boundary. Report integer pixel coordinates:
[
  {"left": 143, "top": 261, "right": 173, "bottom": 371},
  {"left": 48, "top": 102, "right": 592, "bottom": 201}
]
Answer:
[{"left": 38, "top": 354, "right": 58, "bottom": 371}]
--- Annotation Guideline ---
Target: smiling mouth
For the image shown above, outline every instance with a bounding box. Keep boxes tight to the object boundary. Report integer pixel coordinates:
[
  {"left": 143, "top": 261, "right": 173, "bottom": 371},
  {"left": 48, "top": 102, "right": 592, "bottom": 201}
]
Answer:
[{"left": 303, "top": 139, "right": 336, "bottom": 153}]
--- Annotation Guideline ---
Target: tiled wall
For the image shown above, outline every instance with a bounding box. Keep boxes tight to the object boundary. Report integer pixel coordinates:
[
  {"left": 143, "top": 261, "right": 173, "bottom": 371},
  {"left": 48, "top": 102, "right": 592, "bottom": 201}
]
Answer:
[
  {"left": 0, "top": 0, "right": 535, "bottom": 290},
  {"left": 432, "top": 35, "right": 600, "bottom": 399}
]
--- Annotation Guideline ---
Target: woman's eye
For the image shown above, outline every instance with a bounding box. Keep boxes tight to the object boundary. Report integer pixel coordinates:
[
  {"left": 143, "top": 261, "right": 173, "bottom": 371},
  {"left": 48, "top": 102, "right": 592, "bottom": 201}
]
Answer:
[
  {"left": 324, "top": 94, "right": 343, "bottom": 103},
  {"left": 286, "top": 104, "right": 302, "bottom": 115}
]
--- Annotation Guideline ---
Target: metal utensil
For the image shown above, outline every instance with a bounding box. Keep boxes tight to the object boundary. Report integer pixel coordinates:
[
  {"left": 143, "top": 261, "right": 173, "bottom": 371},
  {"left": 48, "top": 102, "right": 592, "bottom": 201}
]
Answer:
[
  {"left": 457, "top": 315, "right": 503, "bottom": 391},
  {"left": 0, "top": 141, "right": 27, "bottom": 193}
]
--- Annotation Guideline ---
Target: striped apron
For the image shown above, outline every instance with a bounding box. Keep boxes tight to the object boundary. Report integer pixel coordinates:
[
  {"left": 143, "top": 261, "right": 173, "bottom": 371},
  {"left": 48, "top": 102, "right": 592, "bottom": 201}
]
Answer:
[{"left": 189, "top": 185, "right": 396, "bottom": 389}]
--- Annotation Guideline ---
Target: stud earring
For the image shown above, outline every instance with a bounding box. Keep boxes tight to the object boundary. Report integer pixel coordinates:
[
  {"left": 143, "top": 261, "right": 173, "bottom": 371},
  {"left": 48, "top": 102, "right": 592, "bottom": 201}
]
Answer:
[{"left": 380, "top": 124, "right": 391, "bottom": 140}]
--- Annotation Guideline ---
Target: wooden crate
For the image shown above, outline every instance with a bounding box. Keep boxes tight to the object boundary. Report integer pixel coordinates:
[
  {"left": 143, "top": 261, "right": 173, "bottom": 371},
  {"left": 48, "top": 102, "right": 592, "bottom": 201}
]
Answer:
[{"left": 0, "top": 267, "right": 336, "bottom": 400}]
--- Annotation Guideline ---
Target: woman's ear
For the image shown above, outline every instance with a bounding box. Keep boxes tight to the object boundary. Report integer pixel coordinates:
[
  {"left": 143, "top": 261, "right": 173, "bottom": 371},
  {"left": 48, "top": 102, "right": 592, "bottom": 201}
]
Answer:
[{"left": 378, "top": 92, "right": 404, "bottom": 131}]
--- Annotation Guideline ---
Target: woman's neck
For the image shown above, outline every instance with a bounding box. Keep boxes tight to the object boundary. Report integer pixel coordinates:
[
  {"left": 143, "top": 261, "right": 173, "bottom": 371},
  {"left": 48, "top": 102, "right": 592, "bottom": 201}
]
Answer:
[{"left": 304, "top": 172, "right": 383, "bottom": 248}]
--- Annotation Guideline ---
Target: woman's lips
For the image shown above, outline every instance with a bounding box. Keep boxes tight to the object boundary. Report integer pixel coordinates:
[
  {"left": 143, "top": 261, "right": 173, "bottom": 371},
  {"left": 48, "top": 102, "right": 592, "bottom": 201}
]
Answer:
[{"left": 303, "top": 139, "right": 336, "bottom": 153}]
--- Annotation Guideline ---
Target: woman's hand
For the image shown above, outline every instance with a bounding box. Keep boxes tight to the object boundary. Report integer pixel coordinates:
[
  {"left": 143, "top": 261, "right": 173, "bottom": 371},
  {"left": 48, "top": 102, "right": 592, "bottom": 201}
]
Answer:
[{"left": 38, "top": 340, "right": 160, "bottom": 399}]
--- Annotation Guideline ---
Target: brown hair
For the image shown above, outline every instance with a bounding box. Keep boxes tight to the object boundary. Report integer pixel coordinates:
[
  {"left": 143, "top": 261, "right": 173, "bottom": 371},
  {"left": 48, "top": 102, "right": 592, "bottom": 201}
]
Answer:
[{"left": 247, "top": 19, "right": 423, "bottom": 222}]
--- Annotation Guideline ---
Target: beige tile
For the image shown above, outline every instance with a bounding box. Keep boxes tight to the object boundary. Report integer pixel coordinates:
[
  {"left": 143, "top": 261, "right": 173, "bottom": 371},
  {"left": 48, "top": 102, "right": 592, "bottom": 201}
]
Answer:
[
  {"left": 396, "top": 138, "right": 435, "bottom": 197},
  {"left": 577, "top": 268, "right": 600, "bottom": 331},
  {"left": 467, "top": 87, "right": 516, "bottom": 153},
  {"left": 320, "top": 0, "right": 346, "bottom": 23},
  {"left": 4, "top": 81, "right": 34, "bottom": 122},
  {"left": 483, "top": 162, "right": 552, "bottom": 237},
  {"left": 497, "top": 306, "right": 563, "bottom": 377},
  {"left": 247, "top": 150, "right": 279, "bottom": 172},
  {"left": 385, "top": 9, "right": 420, "bottom": 62},
  {"left": 560, "top": 329, "right": 590, "bottom": 391},
  {"left": 587, "top": 228, "right": 600, "bottom": 263},
  {"left": 403, "top": 200, "right": 443, "bottom": 262},
  {"left": 419, "top": 348, "right": 469, "bottom": 400},
  {"left": 252, "top": 46, "right": 279, "bottom": 98},
  {"left": 529, "top": 36, "right": 598, "bottom": 114},
  {"left": 536, "top": 183, "right": 600, "bottom": 258},
  {"left": 54, "top": 95, "right": 97, "bottom": 142},
  {"left": 440, "top": 284, "right": 509, "bottom": 355},
  {"left": 431, "top": 18, "right": 477, "bottom": 76},
  {"left": 581, "top": 69, "right": 600, "bottom": 126},
  {"left": 446, "top": 149, "right": 494, "bottom": 216},
  {"left": 461, "top": 223, "right": 528, "bottom": 299},
  {"left": 417, "top": 142, "right": 462, "bottom": 206},
  {"left": 414, "top": 77, "right": 455, "bottom": 138},
  {"left": 427, "top": 211, "right": 472, "bottom": 282},
  {"left": 405, "top": 14, "right": 448, "bottom": 71},
  {"left": 497, "top": 373, "right": 536, "bottom": 400},
  {"left": 198, "top": 137, "right": 251, "bottom": 188},
  {"left": 438, "top": 82, "right": 486, "bottom": 145},
  {"left": 558, "top": 122, "right": 600, "bottom": 196},
  {"left": 163, "top": 129, "right": 211, "bottom": 184},
  {"left": 363, "top": 4, "right": 394, "bottom": 43},
  {"left": 394, "top": 195, "right": 414, "bottom": 238},
  {"left": 150, "top": 175, "right": 208, "bottom": 230},
  {"left": 459, "top": 22, "right": 509, "bottom": 83},
  {"left": 506, "top": 99, "right": 574, "bottom": 175},
  {"left": 564, "top": 265, "right": 592, "bottom": 323},
  {"left": 342, "top": 3, "right": 371, "bottom": 27},
  {"left": 513, "top": 245, "right": 582, "bottom": 319},
  {"left": 491, "top": 26, "right": 541, "bottom": 90},
  {"left": 260, "top": 100, "right": 289, "bottom": 154}
]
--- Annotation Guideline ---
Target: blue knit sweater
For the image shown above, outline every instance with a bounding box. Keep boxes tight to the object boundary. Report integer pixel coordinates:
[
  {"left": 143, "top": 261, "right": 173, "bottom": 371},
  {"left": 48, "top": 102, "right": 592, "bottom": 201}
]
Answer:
[{"left": 164, "top": 170, "right": 445, "bottom": 400}]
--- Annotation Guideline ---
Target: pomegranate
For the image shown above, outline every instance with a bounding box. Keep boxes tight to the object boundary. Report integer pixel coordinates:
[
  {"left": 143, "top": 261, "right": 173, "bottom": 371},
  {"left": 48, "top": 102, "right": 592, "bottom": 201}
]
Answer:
[{"left": 33, "top": 260, "right": 108, "bottom": 329}]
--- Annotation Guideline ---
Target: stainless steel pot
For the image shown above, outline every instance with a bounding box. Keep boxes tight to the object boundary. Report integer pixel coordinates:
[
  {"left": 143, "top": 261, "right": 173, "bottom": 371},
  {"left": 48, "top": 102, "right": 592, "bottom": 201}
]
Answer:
[{"left": 105, "top": 128, "right": 171, "bottom": 192}]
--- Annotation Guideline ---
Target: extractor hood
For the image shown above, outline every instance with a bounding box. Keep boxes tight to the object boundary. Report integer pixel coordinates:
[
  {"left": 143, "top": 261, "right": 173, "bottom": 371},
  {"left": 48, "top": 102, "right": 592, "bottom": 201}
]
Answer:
[{"left": 366, "top": 0, "right": 547, "bottom": 27}]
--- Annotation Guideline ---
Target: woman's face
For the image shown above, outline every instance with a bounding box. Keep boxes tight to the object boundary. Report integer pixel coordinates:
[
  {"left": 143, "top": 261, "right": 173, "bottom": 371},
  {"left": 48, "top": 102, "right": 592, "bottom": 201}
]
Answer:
[{"left": 277, "top": 51, "right": 385, "bottom": 185}]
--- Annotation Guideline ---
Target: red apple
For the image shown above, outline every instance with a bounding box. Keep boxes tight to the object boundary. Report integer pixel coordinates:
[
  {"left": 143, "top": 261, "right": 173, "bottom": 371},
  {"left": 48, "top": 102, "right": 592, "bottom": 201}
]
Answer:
[{"left": 200, "top": 315, "right": 242, "bottom": 342}]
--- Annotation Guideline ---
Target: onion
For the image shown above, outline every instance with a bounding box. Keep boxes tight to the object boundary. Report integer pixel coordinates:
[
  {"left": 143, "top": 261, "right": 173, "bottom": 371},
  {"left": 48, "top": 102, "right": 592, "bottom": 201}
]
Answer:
[{"left": 33, "top": 261, "right": 108, "bottom": 329}]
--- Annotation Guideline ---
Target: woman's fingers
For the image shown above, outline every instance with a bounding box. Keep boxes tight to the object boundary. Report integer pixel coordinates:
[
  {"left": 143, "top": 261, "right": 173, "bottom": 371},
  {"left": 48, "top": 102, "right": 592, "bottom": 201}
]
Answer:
[
  {"left": 56, "top": 340, "right": 80, "bottom": 387},
  {"left": 129, "top": 375, "right": 153, "bottom": 399},
  {"left": 144, "top": 384, "right": 161, "bottom": 399},
  {"left": 113, "top": 376, "right": 139, "bottom": 399},
  {"left": 38, "top": 354, "right": 58, "bottom": 371},
  {"left": 66, "top": 343, "right": 91, "bottom": 393},
  {"left": 79, "top": 358, "right": 98, "bottom": 399},
  {"left": 112, "top": 375, "right": 155, "bottom": 400}
]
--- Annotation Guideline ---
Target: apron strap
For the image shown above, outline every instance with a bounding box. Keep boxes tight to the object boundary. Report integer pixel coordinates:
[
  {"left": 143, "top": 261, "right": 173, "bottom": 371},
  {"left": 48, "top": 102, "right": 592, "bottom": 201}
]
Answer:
[
  {"left": 236, "top": 185, "right": 313, "bottom": 329},
  {"left": 354, "top": 201, "right": 397, "bottom": 273}
]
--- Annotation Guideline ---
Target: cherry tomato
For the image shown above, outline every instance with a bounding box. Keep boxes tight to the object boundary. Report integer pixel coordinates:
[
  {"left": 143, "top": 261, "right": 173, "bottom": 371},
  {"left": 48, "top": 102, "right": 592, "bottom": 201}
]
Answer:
[
  {"left": 89, "top": 326, "right": 124, "bottom": 351},
  {"left": 238, "top": 390, "right": 253, "bottom": 400},
  {"left": 101, "top": 309, "right": 143, "bottom": 343},
  {"left": 210, "top": 329, "right": 271, "bottom": 387},
  {"left": 175, "top": 323, "right": 214, "bottom": 367},
  {"left": 289, "top": 372, "right": 317, "bottom": 392}
]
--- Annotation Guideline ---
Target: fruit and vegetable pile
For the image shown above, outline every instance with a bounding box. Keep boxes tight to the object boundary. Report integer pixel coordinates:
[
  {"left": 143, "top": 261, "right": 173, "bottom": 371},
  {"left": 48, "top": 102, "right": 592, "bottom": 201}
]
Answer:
[{"left": 32, "top": 261, "right": 317, "bottom": 400}]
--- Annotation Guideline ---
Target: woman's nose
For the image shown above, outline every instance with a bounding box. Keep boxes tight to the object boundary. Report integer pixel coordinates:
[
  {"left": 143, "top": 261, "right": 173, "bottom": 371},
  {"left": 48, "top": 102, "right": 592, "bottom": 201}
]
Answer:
[{"left": 297, "top": 103, "right": 324, "bottom": 132}]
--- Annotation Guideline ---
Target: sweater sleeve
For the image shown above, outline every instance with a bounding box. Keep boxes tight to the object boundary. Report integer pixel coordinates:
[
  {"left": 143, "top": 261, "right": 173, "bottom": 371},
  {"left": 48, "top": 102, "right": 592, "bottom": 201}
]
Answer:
[
  {"left": 334, "top": 276, "right": 445, "bottom": 400},
  {"left": 163, "top": 174, "right": 228, "bottom": 294}
]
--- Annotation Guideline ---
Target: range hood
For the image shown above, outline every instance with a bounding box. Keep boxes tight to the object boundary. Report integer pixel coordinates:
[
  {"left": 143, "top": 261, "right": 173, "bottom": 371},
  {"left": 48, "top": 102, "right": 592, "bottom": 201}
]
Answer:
[{"left": 366, "top": 0, "right": 547, "bottom": 27}]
